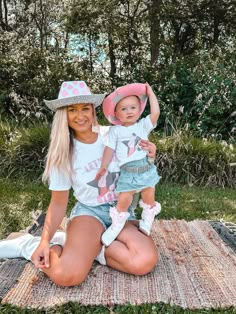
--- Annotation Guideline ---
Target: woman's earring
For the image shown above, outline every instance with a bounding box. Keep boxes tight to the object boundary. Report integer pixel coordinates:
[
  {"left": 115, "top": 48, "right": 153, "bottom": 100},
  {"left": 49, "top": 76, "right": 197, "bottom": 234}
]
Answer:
[{"left": 92, "top": 124, "right": 99, "bottom": 133}]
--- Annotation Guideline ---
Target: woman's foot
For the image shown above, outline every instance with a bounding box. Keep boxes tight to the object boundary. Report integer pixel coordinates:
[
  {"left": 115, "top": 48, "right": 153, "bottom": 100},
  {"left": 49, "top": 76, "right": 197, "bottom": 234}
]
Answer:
[
  {"left": 95, "top": 245, "right": 106, "bottom": 265},
  {"left": 0, "top": 231, "right": 66, "bottom": 260},
  {"left": 0, "top": 233, "right": 34, "bottom": 259}
]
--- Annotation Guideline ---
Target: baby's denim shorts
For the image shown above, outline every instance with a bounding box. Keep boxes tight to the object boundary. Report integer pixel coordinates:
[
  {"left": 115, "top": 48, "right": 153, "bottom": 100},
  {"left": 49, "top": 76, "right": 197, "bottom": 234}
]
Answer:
[
  {"left": 116, "top": 158, "right": 161, "bottom": 193},
  {"left": 69, "top": 201, "right": 136, "bottom": 230}
]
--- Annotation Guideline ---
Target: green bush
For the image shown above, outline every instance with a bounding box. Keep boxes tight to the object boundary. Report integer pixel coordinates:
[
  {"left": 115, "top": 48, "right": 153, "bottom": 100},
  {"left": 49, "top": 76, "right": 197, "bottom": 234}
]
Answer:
[
  {"left": 0, "top": 122, "right": 50, "bottom": 180},
  {"left": 0, "top": 123, "right": 235, "bottom": 186},
  {"left": 0, "top": 48, "right": 110, "bottom": 124},
  {"left": 150, "top": 132, "right": 236, "bottom": 188},
  {"left": 1, "top": 46, "right": 235, "bottom": 142},
  {"left": 136, "top": 47, "right": 236, "bottom": 142}
]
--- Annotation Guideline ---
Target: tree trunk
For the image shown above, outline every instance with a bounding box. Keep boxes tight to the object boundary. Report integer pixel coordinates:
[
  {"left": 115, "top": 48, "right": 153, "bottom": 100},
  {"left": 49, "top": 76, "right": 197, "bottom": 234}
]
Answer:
[
  {"left": 127, "top": 0, "right": 133, "bottom": 68},
  {"left": 108, "top": 31, "right": 116, "bottom": 84},
  {"left": 0, "top": 0, "right": 9, "bottom": 31},
  {"left": 88, "top": 30, "right": 93, "bottom": 75},
  {"left": 149, "top": 0, "right": 162, "bottom": 65}
]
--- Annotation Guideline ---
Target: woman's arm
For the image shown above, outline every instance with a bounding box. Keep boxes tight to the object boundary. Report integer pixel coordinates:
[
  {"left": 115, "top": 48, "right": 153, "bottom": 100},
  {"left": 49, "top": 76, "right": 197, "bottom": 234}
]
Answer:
[
  {"left": 31, "top": 190, "right": 69, "bottom": 268},
  {"left": 139, "top": 139, "right": 156, "bottom": 158},
  {"left": 41, "top": 190, "right": 69, "bottom": 242}
]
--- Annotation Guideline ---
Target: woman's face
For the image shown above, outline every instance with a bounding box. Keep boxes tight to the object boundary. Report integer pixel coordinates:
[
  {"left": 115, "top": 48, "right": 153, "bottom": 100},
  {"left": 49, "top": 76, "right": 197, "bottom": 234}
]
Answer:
[{"left": 67, "top": 103, "right": 94, "bottom": 134}]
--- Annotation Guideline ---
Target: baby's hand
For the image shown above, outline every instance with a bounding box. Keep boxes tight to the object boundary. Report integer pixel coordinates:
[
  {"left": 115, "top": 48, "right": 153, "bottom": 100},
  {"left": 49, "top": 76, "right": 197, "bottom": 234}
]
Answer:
[{"left": 95, "top": 167, "right": 107, "bottom": 180}]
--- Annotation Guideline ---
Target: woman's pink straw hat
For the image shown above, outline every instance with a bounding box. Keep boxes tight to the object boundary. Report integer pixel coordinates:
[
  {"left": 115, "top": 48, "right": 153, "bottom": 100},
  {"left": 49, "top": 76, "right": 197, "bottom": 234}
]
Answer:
[{"left": 44, "top": 81, "right": 105, "bottom": 111}]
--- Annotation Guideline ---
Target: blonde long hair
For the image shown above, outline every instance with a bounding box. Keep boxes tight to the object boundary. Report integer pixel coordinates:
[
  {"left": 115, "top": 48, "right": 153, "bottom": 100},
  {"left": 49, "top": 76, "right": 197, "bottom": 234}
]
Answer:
[{"left": 42, "top": 105, "right": 98, "bottom": 183}]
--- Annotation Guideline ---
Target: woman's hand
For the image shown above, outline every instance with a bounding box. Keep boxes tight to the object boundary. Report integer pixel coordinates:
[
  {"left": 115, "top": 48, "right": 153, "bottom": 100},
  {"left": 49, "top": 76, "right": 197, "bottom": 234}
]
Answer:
[
  {"left": 139, "top": 139, "right": 156, "bottom": 158},
  {"left": 31, "top": 239, "right": 51, "bottom": 269}
]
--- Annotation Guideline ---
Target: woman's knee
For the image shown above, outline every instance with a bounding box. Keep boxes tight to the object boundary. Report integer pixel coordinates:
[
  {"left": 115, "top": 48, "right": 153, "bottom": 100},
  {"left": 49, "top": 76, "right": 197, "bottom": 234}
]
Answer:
[
  {"left": 45, "top": 250, "right": 89, "bottom": 287},
  {"left": 129, "top": 249, "right": 158, "bottom": 276},
  {"left": 49, "top": 265, "right": 88, "bottom": 287}
]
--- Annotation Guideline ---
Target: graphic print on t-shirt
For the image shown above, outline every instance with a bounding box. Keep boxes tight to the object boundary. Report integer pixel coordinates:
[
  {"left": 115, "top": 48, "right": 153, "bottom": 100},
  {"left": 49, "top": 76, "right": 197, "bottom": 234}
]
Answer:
[
  {"left": 122, "top": 133, "right": 142, "bottom": 157},
  {"left": 87, "top": 170, "right": 119, "bottom": 203}
]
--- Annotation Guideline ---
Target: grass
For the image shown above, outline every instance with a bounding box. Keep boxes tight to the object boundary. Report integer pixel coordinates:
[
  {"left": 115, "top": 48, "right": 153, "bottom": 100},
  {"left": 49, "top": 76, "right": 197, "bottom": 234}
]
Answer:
[
  {"left": 0, "top": 179, "right": 75, "bottom": 239},
  {"left": 155, "top": 184, "right": 236, "bottom": 223},
  {"left": 1, "top": 178, "right": 235, "bottom": 239},
  {"left": 0, "top": 178, "right": 235, "bottom": 313},
  {"left": 0, "top": 302, "right": 236, "bottom": 314}
]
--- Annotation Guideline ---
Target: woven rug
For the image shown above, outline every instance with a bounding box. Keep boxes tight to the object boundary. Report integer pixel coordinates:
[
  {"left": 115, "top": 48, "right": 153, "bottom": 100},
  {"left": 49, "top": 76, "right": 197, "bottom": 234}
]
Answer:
[{"left": 1, "top": 220, "right": 236, "bottom": 309}]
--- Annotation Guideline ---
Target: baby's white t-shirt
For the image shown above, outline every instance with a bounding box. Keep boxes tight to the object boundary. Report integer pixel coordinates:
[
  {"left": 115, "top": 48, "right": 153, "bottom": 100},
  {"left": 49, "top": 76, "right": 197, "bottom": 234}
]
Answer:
[{"left": 104, "top": 115, "right": 155, "bottom": 166}]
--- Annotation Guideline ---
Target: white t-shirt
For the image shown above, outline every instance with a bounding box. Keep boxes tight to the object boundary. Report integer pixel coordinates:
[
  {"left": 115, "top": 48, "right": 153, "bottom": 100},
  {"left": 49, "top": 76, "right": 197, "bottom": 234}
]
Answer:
[
  {"left": 104, "top": 115, "right": 155, "bottom": 166},
  {"left": 49, "top": 126, "right": 120, "bottom": 206}
]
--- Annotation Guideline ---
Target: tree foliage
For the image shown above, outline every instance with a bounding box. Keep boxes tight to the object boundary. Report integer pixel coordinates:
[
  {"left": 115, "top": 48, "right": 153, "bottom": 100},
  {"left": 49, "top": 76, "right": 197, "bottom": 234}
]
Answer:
[{"left": 0, "top": 0, "right": 235, "bottom": 140}]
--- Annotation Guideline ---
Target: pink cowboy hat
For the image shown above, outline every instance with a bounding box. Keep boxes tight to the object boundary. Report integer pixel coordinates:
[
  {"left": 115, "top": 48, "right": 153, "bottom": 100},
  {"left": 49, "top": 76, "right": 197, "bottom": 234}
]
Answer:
[
  {"left": 44, "top": 81, "right": 105, "bottom": 111},
  {"left": 102, "top": 83, "right": 148, "bottom": 125}
]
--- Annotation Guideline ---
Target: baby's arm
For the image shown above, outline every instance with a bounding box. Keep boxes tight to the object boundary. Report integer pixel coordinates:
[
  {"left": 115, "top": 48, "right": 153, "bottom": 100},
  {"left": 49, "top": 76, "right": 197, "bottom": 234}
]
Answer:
[
  {"left": 146, "top": 83, "right": 160, "bottom": 126},
  {"left": 95, "top": 146, "right": 114, "bottom": 179}
]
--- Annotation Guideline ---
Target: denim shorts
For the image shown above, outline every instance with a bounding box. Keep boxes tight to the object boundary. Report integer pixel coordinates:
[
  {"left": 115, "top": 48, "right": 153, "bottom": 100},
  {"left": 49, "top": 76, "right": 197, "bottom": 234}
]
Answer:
[
  {"left": 69, "top": 201, "right": 137, "bottom": 230},
  {"left": 116, "top": 158, "right": 161, "bottom": 193}
]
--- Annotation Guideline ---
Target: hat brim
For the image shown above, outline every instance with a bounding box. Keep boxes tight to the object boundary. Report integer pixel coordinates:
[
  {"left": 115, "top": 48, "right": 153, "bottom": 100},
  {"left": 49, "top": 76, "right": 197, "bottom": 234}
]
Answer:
[
  {"left": 44, "top": 94, "right": 106, "bottom": 112},
  {"left": 102, "top": 83, "right": 147, "bottom": 125}
]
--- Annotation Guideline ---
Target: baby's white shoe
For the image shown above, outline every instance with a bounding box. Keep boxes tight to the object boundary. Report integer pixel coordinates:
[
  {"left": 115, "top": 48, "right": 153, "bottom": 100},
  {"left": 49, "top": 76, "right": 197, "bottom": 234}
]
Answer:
[
  {"left": 139, "top": 200, "right": 161, "bottom": 236},
  {"left": 102, "top": 207, "right": 130, "bottom": 247}
]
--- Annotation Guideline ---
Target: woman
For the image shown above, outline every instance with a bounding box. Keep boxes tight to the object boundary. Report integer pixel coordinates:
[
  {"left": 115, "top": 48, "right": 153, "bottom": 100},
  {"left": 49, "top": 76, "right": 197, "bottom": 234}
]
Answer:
[{"left": 0, "top": 81, "right": 158, "bottom": 287}]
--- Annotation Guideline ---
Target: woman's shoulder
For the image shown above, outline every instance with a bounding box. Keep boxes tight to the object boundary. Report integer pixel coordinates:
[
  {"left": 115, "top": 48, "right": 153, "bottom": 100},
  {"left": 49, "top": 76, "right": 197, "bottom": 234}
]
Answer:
[
  {"left": 98, "top": 125, "right": 111, "bottom": 137},
  {"left": 98, "top": 125, "right": 112, "bottom": 143},
  {"left": 99, "top": 125, "right": 121, "bottom": 140}
]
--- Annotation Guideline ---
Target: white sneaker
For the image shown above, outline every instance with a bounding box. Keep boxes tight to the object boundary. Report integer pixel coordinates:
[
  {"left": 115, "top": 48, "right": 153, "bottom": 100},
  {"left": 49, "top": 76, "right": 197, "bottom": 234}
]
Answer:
[
  {"left": 101, "top": 207, "right": 130, "bottom": 247},
  {"left": 0, "top": 234, "right": 34, "bottom": 259},
  {"left": 22, "top": 231, "right": 66, "bottom": 260},
  {"left": 0, "top": 231, "right": 66, "bottom": 260},
  {"left": 139, "top": 201, "right": 161, "bottom": 236}
]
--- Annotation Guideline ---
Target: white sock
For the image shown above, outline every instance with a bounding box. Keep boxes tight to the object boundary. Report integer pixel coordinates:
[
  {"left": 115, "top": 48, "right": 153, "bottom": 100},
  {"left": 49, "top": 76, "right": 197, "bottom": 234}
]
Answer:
[{"left": 95, "top": 245, "right": 106, "bottom": 265}]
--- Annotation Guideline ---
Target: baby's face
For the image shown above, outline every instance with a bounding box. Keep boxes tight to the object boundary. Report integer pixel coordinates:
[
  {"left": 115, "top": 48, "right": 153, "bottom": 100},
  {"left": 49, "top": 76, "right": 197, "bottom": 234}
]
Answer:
[{"left": 115, "top": 96, "right": 141, "bottom": 126}]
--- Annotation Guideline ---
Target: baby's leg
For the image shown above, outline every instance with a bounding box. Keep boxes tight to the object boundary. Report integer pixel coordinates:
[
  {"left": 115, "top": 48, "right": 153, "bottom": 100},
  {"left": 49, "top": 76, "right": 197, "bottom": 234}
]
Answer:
[
  {"left": 139, "top": 187, "right": 161, "bottom": 236},
  {"left": 116, "top": 191, "right": 135, "bottom": 212},
  {"left": 102, "top": 191, "right": 135, "bottom": 247},
  {"left": 141, "top": 187, "right": 156, "bottom": 207}
]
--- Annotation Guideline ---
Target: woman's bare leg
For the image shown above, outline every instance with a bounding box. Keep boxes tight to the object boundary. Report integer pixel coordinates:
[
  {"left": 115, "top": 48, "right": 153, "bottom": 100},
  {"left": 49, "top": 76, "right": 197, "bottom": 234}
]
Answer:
[
  {"left": 40, "top": 216, "right": 104, "bottom": 286},
  {"left": 105, "top": 221, "right": 158, "bottom": 275}
]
